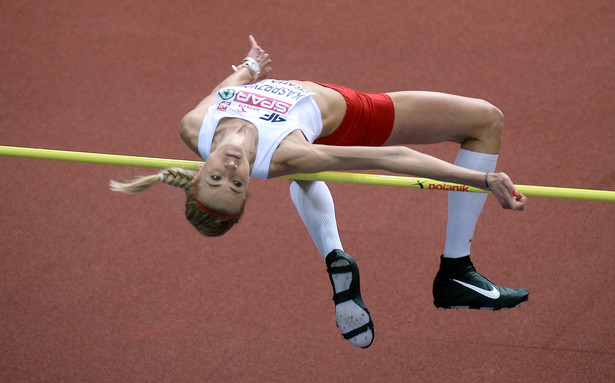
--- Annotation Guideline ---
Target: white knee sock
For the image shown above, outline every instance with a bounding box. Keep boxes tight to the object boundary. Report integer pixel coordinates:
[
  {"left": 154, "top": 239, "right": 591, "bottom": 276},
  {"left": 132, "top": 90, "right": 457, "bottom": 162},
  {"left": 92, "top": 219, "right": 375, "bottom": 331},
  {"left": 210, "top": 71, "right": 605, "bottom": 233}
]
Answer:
[
  {"left": 290, "top": 182, "right": 372, "bottom": 348},
  {"left": 290, "top": 181, "right": 343, "bottom": 259},
  {"left": 443, "top": 149, "right": 498, "bottom": 258}
]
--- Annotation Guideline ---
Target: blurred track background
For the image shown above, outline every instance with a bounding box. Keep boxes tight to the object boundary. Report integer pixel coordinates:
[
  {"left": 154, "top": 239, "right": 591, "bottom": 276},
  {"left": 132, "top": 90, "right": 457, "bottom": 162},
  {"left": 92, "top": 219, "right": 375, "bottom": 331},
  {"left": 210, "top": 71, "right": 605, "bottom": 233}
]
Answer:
[{"left": 1, "top": 1, "right": 614, "bottom": 381}]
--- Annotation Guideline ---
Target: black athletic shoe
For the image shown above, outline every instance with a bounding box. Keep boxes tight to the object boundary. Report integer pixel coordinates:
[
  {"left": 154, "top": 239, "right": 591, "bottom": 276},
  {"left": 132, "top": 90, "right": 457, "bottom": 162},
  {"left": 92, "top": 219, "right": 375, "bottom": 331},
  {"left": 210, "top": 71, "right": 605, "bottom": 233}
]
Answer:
[
  {"left": 325, "top": 250, "right": 374, "bottom": 348},
  {"left": 433, "top": 255, "right": 529, "bottom": 310}
]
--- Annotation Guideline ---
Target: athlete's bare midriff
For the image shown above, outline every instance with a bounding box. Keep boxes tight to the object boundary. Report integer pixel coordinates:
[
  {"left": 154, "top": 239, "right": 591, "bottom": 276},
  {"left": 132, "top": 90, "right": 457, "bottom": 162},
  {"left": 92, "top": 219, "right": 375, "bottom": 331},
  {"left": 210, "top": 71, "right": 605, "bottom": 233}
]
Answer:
[{"left": 290, "top": 80, "right": 347, "bottom": 138}]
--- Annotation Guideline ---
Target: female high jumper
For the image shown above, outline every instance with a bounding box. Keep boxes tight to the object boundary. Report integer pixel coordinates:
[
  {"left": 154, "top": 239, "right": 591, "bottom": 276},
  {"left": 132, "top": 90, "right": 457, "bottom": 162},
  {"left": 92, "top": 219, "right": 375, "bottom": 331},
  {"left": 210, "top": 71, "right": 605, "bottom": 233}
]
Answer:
[{"left": 111, "top": 35, "right": 528, "bottom": 348}]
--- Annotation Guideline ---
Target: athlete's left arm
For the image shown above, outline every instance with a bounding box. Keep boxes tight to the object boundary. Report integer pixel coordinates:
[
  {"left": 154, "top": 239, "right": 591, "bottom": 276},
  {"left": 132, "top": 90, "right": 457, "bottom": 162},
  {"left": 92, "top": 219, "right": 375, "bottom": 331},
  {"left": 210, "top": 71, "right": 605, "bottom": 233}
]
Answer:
[
  {"left": 193, "top": 35, "right": 272, "bottom": 110},
  {"left": 179, "top": 35, "right": 272, "bottom": 154}
]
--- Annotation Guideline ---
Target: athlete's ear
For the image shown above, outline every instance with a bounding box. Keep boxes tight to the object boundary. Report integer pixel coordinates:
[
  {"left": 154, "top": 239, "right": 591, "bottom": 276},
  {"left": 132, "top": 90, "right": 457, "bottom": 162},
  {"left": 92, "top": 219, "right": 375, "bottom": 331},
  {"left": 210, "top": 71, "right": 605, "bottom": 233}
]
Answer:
[{"left": 192, "top": 165, "right": 203, "bottom": 185}]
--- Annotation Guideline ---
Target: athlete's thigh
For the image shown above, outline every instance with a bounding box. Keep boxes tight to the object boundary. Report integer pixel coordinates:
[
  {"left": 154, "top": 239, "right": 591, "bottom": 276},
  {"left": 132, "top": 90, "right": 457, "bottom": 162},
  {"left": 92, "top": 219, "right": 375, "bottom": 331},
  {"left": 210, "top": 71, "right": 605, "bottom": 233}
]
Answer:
[{"left": 384, "top": 91, "right": 501, "bottom": 146}]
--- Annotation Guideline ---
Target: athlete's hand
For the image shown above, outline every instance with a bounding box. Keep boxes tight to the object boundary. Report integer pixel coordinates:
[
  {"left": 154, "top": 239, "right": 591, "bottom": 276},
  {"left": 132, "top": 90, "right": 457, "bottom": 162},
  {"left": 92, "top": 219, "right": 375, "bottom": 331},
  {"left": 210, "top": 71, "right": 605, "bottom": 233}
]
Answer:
[
  {"left": 245, "top": 35, "right": 272, "bottom": 81},
  {"left": 486, "top": 172, "right": 527, "bottom": 210}
]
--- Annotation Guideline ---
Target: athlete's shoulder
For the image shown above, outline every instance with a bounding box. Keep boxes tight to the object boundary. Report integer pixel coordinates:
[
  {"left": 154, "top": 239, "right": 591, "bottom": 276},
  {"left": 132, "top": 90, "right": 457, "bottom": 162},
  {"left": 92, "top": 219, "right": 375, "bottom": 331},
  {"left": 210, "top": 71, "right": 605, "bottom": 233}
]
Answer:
[
  {"left": 267, "top": 130, "right": 315, "bottom": 177},
  {"left": 179, "top": 108, "right": 207, "bottom": 154}
]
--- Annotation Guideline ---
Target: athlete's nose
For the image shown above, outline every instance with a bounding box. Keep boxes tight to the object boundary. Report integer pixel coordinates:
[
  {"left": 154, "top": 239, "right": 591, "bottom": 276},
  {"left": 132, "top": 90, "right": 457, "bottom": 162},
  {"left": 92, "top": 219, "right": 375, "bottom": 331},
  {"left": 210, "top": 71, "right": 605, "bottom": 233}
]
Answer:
[{"left": 224, "top": 159, "right": 238, "bottom": 169}]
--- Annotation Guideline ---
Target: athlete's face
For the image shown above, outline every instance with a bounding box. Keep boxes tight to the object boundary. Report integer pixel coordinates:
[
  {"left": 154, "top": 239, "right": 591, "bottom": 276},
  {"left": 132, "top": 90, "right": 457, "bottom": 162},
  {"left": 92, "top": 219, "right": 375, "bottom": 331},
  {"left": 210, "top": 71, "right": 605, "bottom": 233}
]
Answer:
[{"left": 194, "top": 144, "right": 250, "bottom": 215}]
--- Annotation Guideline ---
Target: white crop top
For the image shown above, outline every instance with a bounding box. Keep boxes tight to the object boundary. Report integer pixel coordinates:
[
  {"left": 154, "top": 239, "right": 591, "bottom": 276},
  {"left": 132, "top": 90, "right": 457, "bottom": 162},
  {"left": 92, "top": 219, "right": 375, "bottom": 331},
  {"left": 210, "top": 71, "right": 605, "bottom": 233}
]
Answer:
[{"left": 197, "top": 79, "right": 323, "bottom": 179}]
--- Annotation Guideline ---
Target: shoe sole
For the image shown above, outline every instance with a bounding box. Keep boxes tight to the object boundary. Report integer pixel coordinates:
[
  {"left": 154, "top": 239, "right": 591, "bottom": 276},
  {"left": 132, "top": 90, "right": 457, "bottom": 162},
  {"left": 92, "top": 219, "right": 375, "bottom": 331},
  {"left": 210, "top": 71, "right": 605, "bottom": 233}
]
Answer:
[
  {"left": 326, "top": 250, "right": 374, "bottom": 348},
  {"left": 435, "top": 296, "right": 529, "bottom": 311}
]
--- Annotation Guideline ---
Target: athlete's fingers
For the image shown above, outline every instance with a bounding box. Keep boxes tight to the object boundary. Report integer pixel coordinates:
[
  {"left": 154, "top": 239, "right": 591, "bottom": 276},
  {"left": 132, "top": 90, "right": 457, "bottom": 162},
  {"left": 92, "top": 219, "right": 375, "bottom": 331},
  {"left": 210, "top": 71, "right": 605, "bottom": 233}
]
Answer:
[
  {"left": 490, "top": 172, "right": 527, "bottom": 211},
  {"left": 500, "top": 189, "right": 526, "bottom": 210},
  {"left": 247, "top": 35, "right": 268, "bottom": 61},
  {"left": 249, "top": 34, "right": 257, "bottom": 47},
  {"left": 511, "top": 191, "right": 527, "bottom": 210}
]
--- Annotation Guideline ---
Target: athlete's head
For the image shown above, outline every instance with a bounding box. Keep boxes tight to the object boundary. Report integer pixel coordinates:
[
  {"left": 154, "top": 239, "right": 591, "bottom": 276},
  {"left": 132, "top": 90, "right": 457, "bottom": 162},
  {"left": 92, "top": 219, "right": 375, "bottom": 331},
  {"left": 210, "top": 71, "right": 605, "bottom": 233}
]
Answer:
[
  {"left": 109, "top": 163, "right": 249, "bottom": 237},
  {"left": 191, "top": 143, "right": 250, "bottom": 220}
]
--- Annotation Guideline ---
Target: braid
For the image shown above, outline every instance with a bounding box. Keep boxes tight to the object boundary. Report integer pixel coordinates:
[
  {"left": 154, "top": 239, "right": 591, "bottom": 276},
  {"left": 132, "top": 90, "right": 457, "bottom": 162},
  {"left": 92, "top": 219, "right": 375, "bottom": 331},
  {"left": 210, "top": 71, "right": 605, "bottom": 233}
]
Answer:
[
  {"left": 110, "top": 166, "right": 244, "bottom": 237},
  {"left": 109, "top": 167, "right": 195, "bottom": 194},
  {"left": 159, "top": 168, "right": 194, "bottom": 190}
]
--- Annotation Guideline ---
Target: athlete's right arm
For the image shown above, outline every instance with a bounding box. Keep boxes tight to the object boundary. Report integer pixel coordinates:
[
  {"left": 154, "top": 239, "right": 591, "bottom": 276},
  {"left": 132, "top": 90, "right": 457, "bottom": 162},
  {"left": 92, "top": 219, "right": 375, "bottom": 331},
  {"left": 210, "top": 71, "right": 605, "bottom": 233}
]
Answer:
[{"left": 272, "top": 139, "right": 526, "bottom": 211}]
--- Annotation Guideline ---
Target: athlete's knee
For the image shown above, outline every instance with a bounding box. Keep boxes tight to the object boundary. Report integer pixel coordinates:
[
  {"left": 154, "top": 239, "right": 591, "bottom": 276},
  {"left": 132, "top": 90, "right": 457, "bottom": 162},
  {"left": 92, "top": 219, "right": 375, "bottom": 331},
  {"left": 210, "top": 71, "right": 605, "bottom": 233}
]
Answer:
[
  {"left": 487, "top": 102, "right": 504, "bottom": 135},
  {"left": 461, "top": 100, "right": 503, "bottom": 152},
  {"left": 477, "top": 100, "right": 504, "bottom": 143}
]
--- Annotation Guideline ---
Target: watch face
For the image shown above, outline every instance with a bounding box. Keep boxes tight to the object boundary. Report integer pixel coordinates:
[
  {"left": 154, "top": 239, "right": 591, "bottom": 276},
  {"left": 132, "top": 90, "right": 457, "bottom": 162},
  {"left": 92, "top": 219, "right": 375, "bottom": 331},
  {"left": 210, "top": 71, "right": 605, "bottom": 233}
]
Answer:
[{"left": 247, "top": 61, "right": 260, "bottom": 75}]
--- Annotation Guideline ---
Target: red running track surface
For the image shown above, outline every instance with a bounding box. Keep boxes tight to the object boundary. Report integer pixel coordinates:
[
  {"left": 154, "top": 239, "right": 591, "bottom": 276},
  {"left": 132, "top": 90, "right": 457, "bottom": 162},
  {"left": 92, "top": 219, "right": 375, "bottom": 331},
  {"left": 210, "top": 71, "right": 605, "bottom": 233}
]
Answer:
[{"left": 1, "top": 1, "right": 614, "bottom": 382}]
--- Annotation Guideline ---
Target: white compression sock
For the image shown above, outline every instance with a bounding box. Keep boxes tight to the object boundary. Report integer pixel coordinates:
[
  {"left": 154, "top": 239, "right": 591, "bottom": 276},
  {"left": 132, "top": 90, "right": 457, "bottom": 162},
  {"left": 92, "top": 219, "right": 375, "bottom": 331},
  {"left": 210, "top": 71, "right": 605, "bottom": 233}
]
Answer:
[
  {"left": 443, "top": 149, "right": 498, "bottom": 258},
  {"left": 290, "top": 181, "right": 373, "bottom": 348},
  {"left": 290, "top": 181, "right": 343, "bottom": 259}
]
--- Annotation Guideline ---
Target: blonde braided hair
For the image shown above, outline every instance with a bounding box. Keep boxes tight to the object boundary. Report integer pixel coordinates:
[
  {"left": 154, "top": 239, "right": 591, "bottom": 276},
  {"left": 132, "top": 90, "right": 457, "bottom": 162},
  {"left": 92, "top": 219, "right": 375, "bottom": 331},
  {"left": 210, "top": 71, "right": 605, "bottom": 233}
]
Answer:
[{"left": 110, "top": 168, "right": 243, "bottom": 237}]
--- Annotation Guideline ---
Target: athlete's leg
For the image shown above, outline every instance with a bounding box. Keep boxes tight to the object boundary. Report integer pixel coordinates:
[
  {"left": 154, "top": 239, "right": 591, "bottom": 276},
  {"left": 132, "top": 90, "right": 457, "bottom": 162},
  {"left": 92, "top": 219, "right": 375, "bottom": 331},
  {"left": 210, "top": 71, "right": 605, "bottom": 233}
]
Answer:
[
  {"left": 384, "top": 91, "right": 528, "bottom": 309},
  {"left": 383, "top": 91, "right": 502, "bottom": 153},
  {"left": 385, "top": 90, "right": 503, "bottom": 257},
  {"left": 290, "top": 180, "right": 343, "bottom": 258},
  {"left": 289, "top": 180, "right": 374, "bottom": 347},
  {"left": 444, "top": 149, "right": 497, "bottom": 258}
]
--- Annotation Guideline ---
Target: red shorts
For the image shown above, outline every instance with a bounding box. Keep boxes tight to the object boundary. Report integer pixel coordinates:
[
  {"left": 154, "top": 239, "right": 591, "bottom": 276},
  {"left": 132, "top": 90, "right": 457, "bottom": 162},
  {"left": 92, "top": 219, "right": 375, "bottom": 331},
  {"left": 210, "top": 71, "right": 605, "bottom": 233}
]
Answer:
[{"left": 313, "top": 82, "right": 395, "bottom": 146}]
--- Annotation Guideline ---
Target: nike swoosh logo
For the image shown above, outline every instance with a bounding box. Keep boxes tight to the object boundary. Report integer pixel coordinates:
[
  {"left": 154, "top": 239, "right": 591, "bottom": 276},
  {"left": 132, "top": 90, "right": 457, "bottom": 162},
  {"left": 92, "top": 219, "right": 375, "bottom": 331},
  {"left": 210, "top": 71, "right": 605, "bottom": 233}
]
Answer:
[{"left": 452, "top": 279, "right": 501, "bottom": 299}]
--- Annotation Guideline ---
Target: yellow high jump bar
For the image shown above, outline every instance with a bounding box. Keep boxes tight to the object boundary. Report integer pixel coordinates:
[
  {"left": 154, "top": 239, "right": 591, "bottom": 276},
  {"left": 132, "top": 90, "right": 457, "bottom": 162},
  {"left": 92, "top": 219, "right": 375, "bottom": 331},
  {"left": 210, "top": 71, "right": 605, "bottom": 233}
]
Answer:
[{"left": 1, "top": 145, "right": 613, "bottom": 202}]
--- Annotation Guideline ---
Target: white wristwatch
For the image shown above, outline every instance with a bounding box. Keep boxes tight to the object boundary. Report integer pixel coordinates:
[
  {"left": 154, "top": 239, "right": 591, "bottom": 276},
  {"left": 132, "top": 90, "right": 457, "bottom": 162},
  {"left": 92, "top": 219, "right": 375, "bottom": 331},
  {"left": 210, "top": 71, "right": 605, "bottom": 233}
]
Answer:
[
  {"left": 232, "top": 57, "right": 260, "bottom": 79},
  {"left": 242, "top": 57, "right": 261, "bottom": 78}
]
